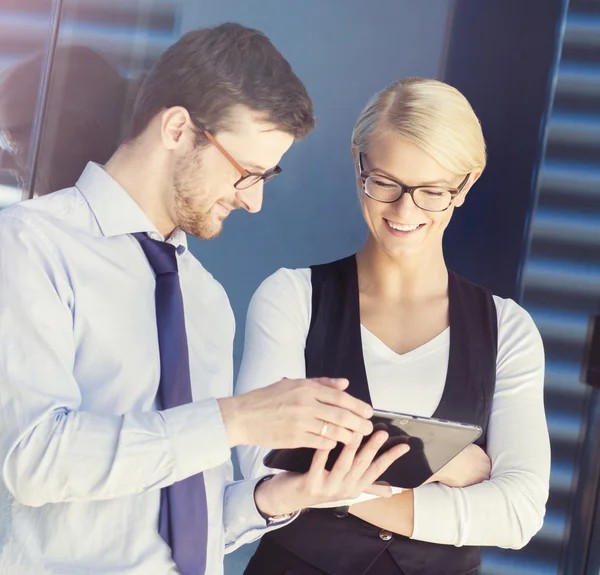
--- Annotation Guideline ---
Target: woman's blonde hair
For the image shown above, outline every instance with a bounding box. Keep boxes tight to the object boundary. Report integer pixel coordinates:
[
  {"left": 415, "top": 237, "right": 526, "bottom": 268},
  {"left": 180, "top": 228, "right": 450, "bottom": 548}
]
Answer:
[{"left": 351, "top": 78, "right": 486, "bottom": 175}]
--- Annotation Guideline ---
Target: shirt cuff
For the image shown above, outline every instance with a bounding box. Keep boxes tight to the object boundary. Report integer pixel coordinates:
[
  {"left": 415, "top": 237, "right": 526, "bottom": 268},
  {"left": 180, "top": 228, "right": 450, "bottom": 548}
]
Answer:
[
  {"left": 411, "top": 482, "right": 466, "bottom": 546},
  {"left": 161, "top": 398, "right": 231, "bottom": 481},
  {"left": 223, "top": 476, "right": 299, "bottom": 553}
]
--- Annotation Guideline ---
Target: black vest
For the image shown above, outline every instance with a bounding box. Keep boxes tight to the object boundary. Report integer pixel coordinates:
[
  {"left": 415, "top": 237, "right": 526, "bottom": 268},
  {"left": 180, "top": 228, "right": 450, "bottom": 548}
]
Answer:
[{"left": 263, "top": 255, "right": 498, "bottom": 575}]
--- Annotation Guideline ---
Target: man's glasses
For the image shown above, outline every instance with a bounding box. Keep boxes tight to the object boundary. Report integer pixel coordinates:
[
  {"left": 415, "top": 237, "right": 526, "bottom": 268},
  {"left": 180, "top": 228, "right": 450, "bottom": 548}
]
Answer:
[
  {"left": 358, "top": 152, "right": 470, "bottom": 212},
  {"left": 202, "top": 128, "right": 282, "bottom": 190}
]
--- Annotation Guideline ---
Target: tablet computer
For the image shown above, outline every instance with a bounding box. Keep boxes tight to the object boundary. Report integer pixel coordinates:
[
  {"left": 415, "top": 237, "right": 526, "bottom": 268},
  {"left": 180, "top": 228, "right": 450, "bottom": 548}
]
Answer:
[{"left": 263, "top": 409, "right": 482, "bottom": 489}]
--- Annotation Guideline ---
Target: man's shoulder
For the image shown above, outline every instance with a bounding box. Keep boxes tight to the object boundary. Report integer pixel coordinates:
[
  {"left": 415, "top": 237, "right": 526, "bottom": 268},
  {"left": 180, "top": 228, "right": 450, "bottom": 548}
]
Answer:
[
  {"left": 0, "top": 187, "right": 83, "bottom": 231},
  {"left": 181, "top": 251, "right": 234, "bottom": 311}
]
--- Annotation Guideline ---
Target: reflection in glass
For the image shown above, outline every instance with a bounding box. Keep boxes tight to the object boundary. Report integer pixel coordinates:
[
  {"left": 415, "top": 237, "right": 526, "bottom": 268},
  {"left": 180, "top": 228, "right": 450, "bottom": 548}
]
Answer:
[
  {"left": 0, "top": 0, "right": 54, "bottom": 208},
  {"left": 30, "top": 0, "right": 181, "bottom": 197}
]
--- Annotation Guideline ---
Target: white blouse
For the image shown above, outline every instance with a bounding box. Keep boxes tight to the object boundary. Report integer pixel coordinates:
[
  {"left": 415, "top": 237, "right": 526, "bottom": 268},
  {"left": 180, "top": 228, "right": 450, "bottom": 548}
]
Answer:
[{"left": 236, "top": 268, "right": 551, "bottom": 550}]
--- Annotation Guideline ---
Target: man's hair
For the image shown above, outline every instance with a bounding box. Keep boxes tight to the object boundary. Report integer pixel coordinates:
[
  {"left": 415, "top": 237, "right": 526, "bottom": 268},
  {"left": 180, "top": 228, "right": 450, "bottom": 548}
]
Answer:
[{"left": 128, "top": 23, "right": 315, "bottom": 142}]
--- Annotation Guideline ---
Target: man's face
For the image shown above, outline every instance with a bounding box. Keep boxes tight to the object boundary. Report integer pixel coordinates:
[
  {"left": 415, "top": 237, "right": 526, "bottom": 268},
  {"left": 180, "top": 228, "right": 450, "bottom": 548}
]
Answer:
[{"left": 171, "top": 107, "right": 294, "bottom": 240}]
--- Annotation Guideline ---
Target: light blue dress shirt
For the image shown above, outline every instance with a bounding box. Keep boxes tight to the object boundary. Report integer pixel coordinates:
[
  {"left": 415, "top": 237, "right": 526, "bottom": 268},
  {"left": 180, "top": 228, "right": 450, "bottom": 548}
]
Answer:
[{"left": 0, "top": 163, "right": 285, "bottom": 575}]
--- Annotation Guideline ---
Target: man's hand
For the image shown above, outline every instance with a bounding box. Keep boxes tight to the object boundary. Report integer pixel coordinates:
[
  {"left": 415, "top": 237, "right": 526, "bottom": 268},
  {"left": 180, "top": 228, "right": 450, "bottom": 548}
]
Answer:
[
  {"left": 218, "top": 377, "right": 374, "bottom": 450},
  {"left": 253, "top": 431, "right": 410, "bottom": 517},
  {"left": 426, "top": 444, "right": 491, "bottom": 488}
]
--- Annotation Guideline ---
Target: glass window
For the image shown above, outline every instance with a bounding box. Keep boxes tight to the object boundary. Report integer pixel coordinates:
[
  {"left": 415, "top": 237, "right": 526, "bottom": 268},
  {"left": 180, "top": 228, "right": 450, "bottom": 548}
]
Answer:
[
  {"left": 29, "top": 0, "right": 181, "bottom": 198},
  {"left": 0, "top": 0, "right": 55, "bottom": 208}
]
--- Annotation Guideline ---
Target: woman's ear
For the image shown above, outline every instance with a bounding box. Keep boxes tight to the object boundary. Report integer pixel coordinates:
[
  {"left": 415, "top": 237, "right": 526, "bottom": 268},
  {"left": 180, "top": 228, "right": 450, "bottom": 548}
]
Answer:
[
  {"left": 351, "top": 147, "right": 363, "bottom": 194},
  {"left": 453, "top": 168, "right": 483, "bottom": 208}
]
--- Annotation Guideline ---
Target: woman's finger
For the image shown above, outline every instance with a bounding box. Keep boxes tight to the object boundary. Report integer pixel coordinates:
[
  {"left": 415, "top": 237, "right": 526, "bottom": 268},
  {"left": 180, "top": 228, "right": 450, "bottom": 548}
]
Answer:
[
  {"left": 344, "top": 431, "right": 389, "bottom": 482},
  {"left": 308, "top": 448, "right": 331, "bottom": 476},
  {"left": 328, "top": 433, "right": 362, "bottom": 480}
]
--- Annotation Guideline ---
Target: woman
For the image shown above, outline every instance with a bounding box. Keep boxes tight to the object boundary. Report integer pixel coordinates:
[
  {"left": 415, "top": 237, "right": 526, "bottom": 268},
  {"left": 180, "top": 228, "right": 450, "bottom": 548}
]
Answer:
[{"left": 236, "top": 78, "right": 550, "bottom": 575}]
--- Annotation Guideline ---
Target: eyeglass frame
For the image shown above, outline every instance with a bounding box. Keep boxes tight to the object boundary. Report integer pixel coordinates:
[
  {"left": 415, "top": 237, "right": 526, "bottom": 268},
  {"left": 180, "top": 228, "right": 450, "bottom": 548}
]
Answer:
[
  {"left": 358, "top": 152, "right": 470, "bottom": 212},
  {"left": 200, "top": 126, "right": 282, "bottom": 190}
]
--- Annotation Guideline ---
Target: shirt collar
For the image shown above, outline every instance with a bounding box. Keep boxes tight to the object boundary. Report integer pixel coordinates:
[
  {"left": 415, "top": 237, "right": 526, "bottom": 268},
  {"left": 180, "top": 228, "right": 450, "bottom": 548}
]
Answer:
[{"left": 75, "top": 162, "right": 188, "bottom": 250}]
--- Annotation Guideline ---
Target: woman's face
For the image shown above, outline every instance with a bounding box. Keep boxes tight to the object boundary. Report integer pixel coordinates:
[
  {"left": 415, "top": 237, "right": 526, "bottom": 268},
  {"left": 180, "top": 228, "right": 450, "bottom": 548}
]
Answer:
[{"left": 357, "top": 133, "right": 476, "bottom": 259}]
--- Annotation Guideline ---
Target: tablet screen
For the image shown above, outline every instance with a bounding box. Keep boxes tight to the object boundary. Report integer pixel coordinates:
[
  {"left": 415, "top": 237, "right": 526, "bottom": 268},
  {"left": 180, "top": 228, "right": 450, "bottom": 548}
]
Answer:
[{"left": 263, "top": 411, "right": 482, "bottom": 489}]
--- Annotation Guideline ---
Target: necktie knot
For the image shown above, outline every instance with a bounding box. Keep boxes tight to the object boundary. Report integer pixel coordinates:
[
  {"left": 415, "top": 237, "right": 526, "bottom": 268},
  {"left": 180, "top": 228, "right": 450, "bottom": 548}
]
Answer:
[{"left": 133, "top": 232, "right": 178, "bottom": 275}]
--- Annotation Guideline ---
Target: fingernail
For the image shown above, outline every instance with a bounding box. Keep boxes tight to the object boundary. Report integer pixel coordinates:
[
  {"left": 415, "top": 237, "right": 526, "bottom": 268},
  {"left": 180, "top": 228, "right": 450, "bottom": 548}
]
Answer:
[{"left": 364, "top": 407, "right": 373, "bottom": 418}]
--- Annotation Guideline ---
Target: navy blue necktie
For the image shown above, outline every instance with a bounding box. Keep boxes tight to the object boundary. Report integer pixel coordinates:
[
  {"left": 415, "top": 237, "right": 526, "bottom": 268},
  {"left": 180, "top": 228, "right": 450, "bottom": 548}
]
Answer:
[{"left": 134, "top": 232, "right": 208, "bottom": 575}]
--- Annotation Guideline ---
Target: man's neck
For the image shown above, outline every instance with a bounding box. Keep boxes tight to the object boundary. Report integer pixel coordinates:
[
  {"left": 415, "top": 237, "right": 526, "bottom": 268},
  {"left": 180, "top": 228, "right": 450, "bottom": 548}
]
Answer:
[{"left": 105, "top": 142, "right": 176, "bottom": 238}]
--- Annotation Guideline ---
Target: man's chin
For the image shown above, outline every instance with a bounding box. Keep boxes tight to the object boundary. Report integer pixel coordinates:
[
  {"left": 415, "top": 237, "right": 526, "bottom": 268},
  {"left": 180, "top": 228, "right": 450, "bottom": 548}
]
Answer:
[{"left": 185, "top": 222, "right": 224, "bottom": 241}]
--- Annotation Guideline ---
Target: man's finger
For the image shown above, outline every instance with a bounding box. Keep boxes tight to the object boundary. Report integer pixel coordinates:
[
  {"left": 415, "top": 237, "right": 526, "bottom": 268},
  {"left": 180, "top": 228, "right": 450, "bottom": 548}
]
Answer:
[
  {"left": 312, "top": 377, "right": 349, "bottom": 391},
  {"left": 300, "top": 433, "right": 337, "bottom": 451},
  {"left": 313, "top": 384, "right": 373, "bottom": 419},
  {"left": 310, "top": 417, "right": 358, "bottom": 445},
  {"left": 314, "top": 403, "right": 373, "bottom": 437},
  {"left": 359, "top": 444, "right": 410, "bottom": 489}
]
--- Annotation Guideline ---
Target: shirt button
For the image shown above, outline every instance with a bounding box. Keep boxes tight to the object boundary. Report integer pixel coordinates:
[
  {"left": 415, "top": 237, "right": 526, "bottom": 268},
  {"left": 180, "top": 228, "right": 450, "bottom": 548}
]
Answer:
[
  {"left": 150, "top": 232, "right": 161, "bottom": 241},
  {"left": 333, "top": 506, "right": 349, "bottom": 518},
  {"left": 379, "top": 529, "right": 393, "bottom": 541},
  {"left": 176, "top": 245, "right": 186, "bottom": 255}
]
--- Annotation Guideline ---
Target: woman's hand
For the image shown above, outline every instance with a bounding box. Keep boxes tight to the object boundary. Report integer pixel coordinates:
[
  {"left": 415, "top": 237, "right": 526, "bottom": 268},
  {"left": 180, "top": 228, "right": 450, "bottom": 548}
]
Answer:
[
  {"left": 254, "top": 431, "right": 410, "bottom": 516},
  {"left": 427, "top": 444, "right": 491, "bottom": 488}
]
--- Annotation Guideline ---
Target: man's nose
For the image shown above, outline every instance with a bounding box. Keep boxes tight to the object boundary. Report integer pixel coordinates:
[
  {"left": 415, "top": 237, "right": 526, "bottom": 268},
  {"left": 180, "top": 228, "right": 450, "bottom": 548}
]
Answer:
[{"left": 237, "top": 181, "right": 264, "bottom": 214}]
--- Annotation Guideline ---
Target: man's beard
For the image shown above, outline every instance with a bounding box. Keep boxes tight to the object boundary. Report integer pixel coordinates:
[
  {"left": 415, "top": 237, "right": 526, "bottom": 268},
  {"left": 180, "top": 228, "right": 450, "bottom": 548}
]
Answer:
[
  {"left": 174, "top": 186, "right": 223, "bottom": 240},
  {"left": 172, "top": 153, "right": 223, "bottom": 240}
]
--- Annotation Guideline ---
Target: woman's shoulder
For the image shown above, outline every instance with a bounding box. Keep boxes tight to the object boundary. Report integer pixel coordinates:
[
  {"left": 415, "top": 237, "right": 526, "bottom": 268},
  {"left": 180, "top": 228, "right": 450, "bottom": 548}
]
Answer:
[
  {"left": 491, "top": 295, "right": 538, "bottom": 331},
  {"left": 451, "top": 272, "right": 540, "bottom": 338},
  {"left": 254, "top": 266, "right": 312, "bottom": 300},
  {"left": 491, "top": 295, "right": 544, "bottom": 361},
  {"left": 247, "top": 267, "right": 314, "bottom": 337}
]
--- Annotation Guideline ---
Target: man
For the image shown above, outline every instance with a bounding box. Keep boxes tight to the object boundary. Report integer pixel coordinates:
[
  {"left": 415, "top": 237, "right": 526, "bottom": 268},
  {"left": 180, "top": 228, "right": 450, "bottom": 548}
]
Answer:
[{"left": 0, "top": 23, "right": 404, "bottom": 575}]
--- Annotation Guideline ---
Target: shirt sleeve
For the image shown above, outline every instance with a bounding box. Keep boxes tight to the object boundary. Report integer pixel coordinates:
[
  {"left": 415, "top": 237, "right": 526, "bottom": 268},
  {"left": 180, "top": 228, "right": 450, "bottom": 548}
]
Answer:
[
  {"left": 0, "top": 212, "right": 231, "bottom": 507},
  {"left": 410, "top": 298, "right": 551, "bottom": 549},
  {"left": 223, "top": 470, "right": 298, "bottom": 553},
  {"left": 235, "top": 268, "right": 311, "bottom": 482}
]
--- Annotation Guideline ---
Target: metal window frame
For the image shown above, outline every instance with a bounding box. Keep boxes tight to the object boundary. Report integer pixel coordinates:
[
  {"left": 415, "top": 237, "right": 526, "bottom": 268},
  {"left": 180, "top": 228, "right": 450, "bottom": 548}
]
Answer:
[{"left": 22, "top": 0, "right": 64, "bottom": 200}]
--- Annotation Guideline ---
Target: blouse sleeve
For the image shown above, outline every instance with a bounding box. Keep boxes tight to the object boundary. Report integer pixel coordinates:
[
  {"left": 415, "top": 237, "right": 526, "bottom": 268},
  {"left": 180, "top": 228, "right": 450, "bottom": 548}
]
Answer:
[
  {"left": 410, "top": 298, "right": 551, "bottom": 549},
  {"left": 235, "top": 268, "right": 312, "bottom": 481}
]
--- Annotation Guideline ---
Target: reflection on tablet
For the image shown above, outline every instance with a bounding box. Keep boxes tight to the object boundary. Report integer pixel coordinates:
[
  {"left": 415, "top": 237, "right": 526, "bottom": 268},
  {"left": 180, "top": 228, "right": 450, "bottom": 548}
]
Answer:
[{"left": 263, "top": 411, "right": 481, "bottom": 489}]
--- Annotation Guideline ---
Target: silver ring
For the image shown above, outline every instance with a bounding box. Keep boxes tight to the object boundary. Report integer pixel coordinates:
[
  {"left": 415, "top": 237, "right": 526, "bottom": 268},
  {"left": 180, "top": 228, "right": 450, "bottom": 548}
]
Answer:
[{"left": 320, "top": 421, "right": 328, "bottom": 437}]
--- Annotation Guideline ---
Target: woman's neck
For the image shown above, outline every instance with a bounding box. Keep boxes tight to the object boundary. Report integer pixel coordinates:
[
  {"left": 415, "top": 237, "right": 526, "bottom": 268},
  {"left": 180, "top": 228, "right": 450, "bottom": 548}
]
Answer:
[{"left": 356, "top": 237, "right": 448, "bottom": 302}]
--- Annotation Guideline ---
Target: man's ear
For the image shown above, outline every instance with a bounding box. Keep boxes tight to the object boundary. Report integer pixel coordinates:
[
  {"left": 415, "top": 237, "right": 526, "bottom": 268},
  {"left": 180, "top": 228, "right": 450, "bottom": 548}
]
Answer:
[{"left": 160, "top": 106, "right": 192, "bottom": 150}]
